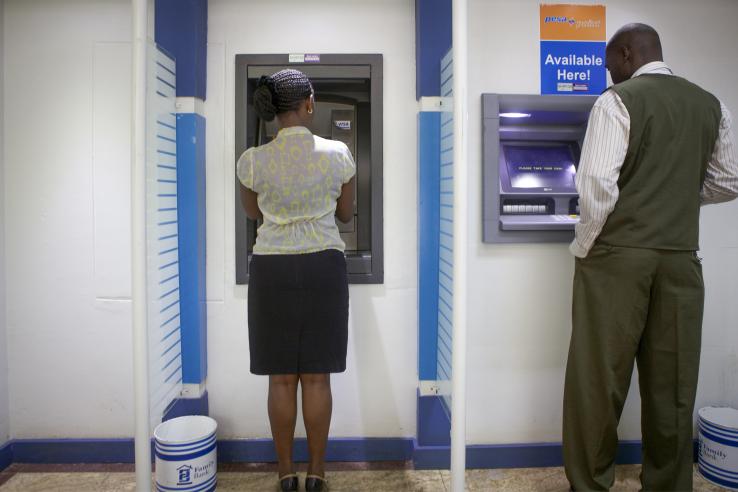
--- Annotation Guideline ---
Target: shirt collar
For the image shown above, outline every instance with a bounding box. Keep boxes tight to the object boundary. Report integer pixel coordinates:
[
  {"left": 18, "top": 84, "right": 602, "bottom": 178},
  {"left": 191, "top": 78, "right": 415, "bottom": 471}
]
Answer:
[
  {"left": 277, "top": 126, "right": 312, "bottom": 136},
  {"left": 632, "top": 61, "right": 673, "bottom": 78}
]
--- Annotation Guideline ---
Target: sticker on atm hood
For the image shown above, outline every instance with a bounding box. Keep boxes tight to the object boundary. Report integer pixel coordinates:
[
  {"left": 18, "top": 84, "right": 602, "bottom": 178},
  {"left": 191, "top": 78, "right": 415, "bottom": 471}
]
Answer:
[
  {"left": 334, "top": 120, "right": 351, "bottom": 130},
  {"left": 289, "top": 53, "right": 321, "bottom": 63}
]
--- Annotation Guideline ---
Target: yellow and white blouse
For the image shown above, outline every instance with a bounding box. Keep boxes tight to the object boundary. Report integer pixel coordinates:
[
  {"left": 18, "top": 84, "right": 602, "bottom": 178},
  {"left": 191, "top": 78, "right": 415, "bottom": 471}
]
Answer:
[{"left": 237, "top": 126, "right": 356, "bottom": 255}]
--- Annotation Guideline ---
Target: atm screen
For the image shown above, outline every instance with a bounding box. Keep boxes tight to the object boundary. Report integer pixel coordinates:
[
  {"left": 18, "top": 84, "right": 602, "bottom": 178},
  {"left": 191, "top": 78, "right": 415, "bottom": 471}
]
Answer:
[{"left": 503, "top": 144, "right": 576, "bottom": 190}]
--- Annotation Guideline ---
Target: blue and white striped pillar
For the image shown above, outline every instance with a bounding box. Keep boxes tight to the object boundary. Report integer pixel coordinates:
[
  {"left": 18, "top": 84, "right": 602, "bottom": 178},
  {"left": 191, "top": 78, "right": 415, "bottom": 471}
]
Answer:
[
  {"left": 415, "top": 0, "right": 453, "bottom": 467},
  {"left": 155, "top": 0, "right": 208, "bottom": 416}
]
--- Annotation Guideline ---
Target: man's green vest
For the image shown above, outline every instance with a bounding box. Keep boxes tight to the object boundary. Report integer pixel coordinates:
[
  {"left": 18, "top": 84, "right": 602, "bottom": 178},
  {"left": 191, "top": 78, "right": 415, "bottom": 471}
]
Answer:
[{"left": 596, "top": 74, "right": 721, "bottom": 250}]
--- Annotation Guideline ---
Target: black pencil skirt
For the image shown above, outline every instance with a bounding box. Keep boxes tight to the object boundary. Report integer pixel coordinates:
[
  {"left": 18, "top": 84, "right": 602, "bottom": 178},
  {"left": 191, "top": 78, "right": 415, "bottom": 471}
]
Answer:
[{"left": 247, "top": 249, "right": 349, "bottom": 375}]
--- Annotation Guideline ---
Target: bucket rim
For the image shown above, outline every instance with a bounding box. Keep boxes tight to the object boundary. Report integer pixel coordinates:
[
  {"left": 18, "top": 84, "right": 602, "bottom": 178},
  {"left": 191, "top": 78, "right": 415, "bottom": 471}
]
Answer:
[
  {"left": 698, "top": 407, "right": 738, "bottom": 433},
  {"left": 154, "top": 415, "right": 218, "bottom": 444},
  {"left": 156, "top": 433, "right": 217, "bottom": 454}
]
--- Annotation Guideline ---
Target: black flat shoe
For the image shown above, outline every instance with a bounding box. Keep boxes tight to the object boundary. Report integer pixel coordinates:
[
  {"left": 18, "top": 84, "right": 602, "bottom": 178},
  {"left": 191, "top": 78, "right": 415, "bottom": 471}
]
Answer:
[
  {"left": 279, "top": 474, "right": 298, "bottom": 491},
  {"left": 305, "top": 475, "right": 327, "bottom": 491}
]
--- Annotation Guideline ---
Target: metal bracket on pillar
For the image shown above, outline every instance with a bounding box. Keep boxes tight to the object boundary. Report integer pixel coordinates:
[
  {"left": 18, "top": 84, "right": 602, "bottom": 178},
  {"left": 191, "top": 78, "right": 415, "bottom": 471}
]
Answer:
[{"left": 419, "top": 96, "right": 453, "bottom": 112}]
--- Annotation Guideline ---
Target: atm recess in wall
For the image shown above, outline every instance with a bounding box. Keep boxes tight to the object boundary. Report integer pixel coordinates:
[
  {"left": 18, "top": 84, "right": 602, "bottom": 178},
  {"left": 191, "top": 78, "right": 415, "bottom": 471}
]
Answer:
[
  {"left": 234, "top": 54, "right": 384, "bottom": 284},
  {"left": 482, "top": 93, "right": 597, "bottom": 243}
]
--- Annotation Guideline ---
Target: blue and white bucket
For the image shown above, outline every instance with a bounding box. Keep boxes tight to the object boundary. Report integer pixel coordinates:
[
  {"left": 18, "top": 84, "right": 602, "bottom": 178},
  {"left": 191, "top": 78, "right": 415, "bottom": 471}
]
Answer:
[
  {"left": 698, "top": 406, "right": 738, "bottom": 490},
  {"left": 154, "top": 415, "right": 218, "bottom": 492}
]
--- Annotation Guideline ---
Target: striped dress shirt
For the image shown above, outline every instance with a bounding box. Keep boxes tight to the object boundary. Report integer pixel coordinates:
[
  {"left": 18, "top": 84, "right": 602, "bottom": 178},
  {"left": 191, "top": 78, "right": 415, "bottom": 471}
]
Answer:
[{"left": 570, "top": 61, "right": 738, "bottom": 257}]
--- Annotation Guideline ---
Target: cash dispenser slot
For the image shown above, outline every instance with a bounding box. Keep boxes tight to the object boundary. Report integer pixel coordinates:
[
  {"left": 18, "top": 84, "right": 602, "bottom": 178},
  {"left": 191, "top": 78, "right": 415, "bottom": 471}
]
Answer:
[{"left": 501, "top": 198, "right": 554, "bottom": 215}]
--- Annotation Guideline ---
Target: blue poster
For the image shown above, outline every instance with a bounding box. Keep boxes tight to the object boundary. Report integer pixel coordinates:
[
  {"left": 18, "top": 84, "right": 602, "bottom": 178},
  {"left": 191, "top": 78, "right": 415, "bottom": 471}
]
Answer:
[{"left": 540, "top": 41, "right": 606, "bottom": 95}]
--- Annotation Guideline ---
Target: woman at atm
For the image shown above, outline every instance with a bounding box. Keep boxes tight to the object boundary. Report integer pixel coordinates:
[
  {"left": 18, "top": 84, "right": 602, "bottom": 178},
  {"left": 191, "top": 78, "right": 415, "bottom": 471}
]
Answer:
[{"left": 236, "top": 69, "right": 356, "bottom": 492}]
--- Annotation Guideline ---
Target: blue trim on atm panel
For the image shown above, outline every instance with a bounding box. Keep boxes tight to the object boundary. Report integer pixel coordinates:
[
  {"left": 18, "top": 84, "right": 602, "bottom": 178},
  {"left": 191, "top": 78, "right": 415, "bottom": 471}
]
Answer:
[
  {"left": 176, "top": 113, "right": 207, "bottom": 384},
  {"left": 418, "top": 112, "right": 441, "bottom": 381},
  {"left": 154, "top": 0, "right": 207, "bottom": 99}
]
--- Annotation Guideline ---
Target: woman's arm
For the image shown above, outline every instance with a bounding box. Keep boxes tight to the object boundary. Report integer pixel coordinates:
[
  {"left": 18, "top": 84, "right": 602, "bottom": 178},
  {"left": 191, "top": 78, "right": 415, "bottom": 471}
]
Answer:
[
  {"left": 239, "top": 183, "right": 263, "bottom": 220},
  {"left": 336, "top": 177, "right": 355, "bottom": 223}
]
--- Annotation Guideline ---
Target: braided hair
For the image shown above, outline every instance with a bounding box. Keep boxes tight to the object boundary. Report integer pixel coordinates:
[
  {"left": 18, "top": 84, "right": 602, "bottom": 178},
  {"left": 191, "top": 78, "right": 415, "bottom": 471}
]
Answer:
[{"left": 253, "top": 69, "right": 314, "bottom": 122}]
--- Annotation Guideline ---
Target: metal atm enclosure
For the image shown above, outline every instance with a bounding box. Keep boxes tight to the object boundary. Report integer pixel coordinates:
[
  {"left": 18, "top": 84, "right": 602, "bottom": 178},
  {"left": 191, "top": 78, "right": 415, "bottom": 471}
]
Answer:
[
  {"left": 235, "top": 54, "right": 383, "bottom": 284},
  {"left": 482, "top": 94, "right": 597, "bottom": 243}
]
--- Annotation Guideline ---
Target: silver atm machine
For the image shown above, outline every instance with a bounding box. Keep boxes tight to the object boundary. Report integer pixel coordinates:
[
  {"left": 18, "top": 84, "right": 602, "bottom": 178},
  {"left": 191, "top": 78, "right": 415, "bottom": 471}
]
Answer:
[
  {"left": 235, "top": 54, "right": 383, "bottom": 283},
  {"left": 482, "top": 94, "right": 597, "bottom": 243}
]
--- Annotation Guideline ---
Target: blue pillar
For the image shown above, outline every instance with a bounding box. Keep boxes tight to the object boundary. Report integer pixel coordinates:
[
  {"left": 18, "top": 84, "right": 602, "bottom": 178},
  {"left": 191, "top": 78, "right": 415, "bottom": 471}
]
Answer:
[
  {"left": 155, "top": 0, "right": 207, "bottom": 100},
  {"left": 418, "top": 112, "right": 441, "bottom": 382},
  {"left": 414, "top": 0, "right": 452, "bottom": 464},
  {"left": 416, "top": 0, "right": 451, "bottom": 384},
  {"left": 155, "top": 0, "right": 208, "bottom": 415},
  {"left": 416, "top": 0, "right": 452, "bottom": 383},
  {"left": 416, "top": 0, "right": 452, "bottom": 99},
  {"left": 175, "top": 113, "right": 207, "bottom": 386}
]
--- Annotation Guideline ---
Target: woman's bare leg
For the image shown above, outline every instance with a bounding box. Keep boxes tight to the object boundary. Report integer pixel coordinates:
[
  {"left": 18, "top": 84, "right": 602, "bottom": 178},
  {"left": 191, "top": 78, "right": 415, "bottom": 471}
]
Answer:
[
  {"left": 268, "top": 374, "right": 300, "bottom": 478},
  {"left": 300, "top": 373, "right": 332, "bottom": 477}
]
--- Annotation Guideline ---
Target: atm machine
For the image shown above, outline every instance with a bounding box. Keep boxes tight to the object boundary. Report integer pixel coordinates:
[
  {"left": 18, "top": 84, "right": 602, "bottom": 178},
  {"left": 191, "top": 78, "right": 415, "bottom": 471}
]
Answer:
[
  {"left": 482, "top": 94, "right": 597, "bottom": 243},
  {"left": 235, "top": 54, "right": 383, "bottom": 283}
]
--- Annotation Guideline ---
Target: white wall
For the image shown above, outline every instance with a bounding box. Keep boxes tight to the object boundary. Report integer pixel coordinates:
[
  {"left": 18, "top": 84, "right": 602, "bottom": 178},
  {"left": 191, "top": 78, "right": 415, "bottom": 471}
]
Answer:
[
  {"left": 4, "top": 0, "right": 736, "bottom": 450},
  {"left": 0, "top": 0, "right": 10, "bottom": 444},
  {"left": 4, "top": 0, "right": 418, "bottom": 441},
  {"left": 4, "top": 0, "right": 134, "bottom": 438},
  {"left": 466, "top": 0, "right": 738, "bottom": 444},
  {"left": 205, "top": 0, "right": 418, "bottom": 438}
]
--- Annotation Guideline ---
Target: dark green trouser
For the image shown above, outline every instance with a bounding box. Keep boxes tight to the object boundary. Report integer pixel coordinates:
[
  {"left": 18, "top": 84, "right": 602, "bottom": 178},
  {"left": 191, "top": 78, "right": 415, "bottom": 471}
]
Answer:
[{"left": 563, "top": 244, "right": 704, "bottom": 491}]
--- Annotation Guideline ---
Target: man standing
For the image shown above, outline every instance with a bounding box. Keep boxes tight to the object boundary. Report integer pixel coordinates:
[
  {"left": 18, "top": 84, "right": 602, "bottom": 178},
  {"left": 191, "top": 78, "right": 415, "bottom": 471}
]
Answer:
[{"left": 563, "top": 23, "right": 738, "bottom": 490}]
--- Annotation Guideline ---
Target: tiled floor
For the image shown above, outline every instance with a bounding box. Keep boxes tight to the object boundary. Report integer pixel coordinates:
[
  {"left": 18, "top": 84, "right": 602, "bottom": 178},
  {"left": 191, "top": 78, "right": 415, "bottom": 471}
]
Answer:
[{"left": 0, "top": 464, "right": 726, "bottom": 491}]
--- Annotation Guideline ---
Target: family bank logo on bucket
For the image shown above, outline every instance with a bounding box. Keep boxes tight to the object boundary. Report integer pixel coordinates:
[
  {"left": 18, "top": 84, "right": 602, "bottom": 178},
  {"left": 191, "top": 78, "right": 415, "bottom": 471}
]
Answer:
[
  {"left": 177, "top": 465, "right": 193, "bottom": 485},
  {"left": 540, "top": 4, "right": 606, "bottom": 41},
  {"left": 177, "top": 461, "right": 216, "bottom": 486}
]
